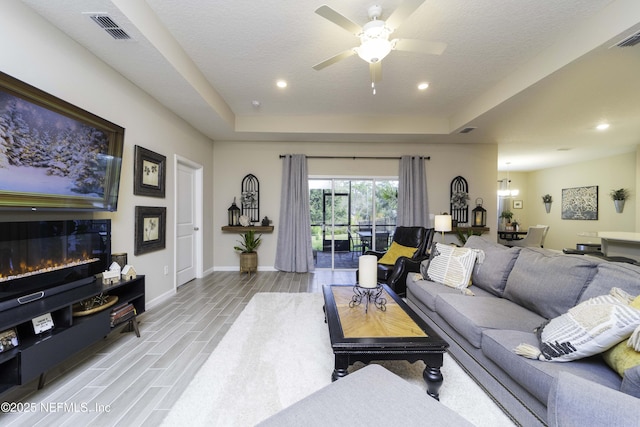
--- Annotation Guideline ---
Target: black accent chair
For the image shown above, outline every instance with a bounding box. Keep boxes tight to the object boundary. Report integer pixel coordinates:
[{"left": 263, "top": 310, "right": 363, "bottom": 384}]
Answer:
[{"left": 356, "top": 226, "right": 434, "bottom": 296}]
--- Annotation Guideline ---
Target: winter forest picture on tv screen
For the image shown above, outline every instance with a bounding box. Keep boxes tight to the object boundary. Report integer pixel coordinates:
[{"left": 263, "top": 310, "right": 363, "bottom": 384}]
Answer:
[{"left": 0, "top": 72, "right": 124, "bottom": 211}]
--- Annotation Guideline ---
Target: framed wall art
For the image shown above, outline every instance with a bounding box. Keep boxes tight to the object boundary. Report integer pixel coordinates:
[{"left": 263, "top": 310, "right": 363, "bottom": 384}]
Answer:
[
  {"left": 134, "top": 206, "right": 166, "bottom": 255},
  {"left": 562, "top": 186, "right": 598, "bottom": 220},
  {"left": 513, "top": 200, "right": 523, "bottom": 209},
  {"left": 134, "top": 145, "right": 166, "bottom": 198},
  {"left": 0, "top": 71, "right": 124, "bottom": 211}
]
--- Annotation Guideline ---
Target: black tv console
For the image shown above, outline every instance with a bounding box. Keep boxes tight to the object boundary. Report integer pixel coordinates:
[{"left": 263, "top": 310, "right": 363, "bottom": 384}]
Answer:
[{"left": 0, "top": 275, "right": 145, "bottom": 394}]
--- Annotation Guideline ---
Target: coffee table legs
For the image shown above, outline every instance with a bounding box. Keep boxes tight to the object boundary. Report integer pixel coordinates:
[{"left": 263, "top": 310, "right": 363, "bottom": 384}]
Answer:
[
  {"left": 423, "top": 364, "right": 444, "bottom": 400},
  {"left": 332, "top": 355, "right": 349, "bottom": 381}
]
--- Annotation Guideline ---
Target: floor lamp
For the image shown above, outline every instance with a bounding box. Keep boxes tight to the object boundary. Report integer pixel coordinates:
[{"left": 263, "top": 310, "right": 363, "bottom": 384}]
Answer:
[{"left": 434, "top": 215, "right": 452, "bottom": 243}]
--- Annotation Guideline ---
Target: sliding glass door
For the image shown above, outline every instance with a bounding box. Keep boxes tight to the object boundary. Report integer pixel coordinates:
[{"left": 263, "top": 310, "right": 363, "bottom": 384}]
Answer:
[{"left": 310, "top": 178, "right": 398, "bottom": 269}]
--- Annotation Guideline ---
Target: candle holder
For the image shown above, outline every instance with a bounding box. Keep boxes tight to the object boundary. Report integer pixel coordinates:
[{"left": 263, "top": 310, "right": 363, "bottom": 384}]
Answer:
[{"left": 349, "top": 283, "right": 386, "bottom": 313}]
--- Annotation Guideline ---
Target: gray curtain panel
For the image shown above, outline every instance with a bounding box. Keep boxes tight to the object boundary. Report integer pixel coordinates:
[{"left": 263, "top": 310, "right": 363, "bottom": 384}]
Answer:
[
  {"left": 397, "top": 155, "right": 429, "bottom": 227},
  {"left": 274, "top": 154, "right": 315, "bottom": 272}
]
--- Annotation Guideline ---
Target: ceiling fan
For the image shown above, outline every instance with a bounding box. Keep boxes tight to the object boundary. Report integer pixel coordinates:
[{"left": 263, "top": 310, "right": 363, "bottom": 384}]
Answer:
[{"left": 313, "top": 0, "right": 446, "bottom": 94}]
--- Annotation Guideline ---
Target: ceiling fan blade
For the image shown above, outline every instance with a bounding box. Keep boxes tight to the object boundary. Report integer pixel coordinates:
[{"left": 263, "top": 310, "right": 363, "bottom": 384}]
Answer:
[
  {"left": 370, "top": 62, "right": 382, "bottom": 84},
  {"left": 315, "top": 5, "right": 362, "bottom": 35},
  {"left": 393, "top": 39, "right": 446, "bottom": 55},
  {"left": 385, "top": 0, "right": 426, "bottom": 31},
  {"left": 313, "top": 49, "right": 356, "bottom": 70}
]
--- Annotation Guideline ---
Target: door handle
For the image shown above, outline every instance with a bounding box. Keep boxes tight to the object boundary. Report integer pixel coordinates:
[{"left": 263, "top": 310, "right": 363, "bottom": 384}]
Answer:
[{"left": 194, "top": 227, "right": 199, "bottom": 231}]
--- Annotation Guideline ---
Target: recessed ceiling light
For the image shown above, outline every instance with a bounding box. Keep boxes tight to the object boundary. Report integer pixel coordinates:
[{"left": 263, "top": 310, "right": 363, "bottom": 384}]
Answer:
[
  {"left": 276, "top": 80, "right": 287, "bottom": 88},
  {"left": 596, "top": 123, "right": 610, "bottom": 131},
  {"left": 251, "top": 100, "right": 261, "bottom": 108},
  {"left": 417, "top": 82, "right": 429, "bottom": 90}
]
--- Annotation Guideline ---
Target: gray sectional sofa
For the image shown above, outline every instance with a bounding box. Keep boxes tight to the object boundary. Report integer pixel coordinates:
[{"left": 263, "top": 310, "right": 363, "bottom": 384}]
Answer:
[{"left": 405, "top": 236, "right": 640, "bottom": 426}]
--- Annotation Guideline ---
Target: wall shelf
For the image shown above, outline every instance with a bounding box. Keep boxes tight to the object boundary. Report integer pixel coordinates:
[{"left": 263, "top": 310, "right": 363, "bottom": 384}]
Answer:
[
  {"left": 221, "top": 226, "right": 274, "bottom": 233},
  {"left": 450, "top": 226, "right": 490, "bottom": 233}
]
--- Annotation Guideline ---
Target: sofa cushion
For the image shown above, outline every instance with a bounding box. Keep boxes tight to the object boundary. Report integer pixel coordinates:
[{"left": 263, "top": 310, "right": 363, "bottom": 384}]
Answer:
[
  {"left": 515, "top": 290, "right": 640, "bottom": 362},
  {"left": 378, "top": 241, "right": 417, "bottom": 265},
  {"left": 422, "top": 243, "right": 479, "bottom": 292},
  {"left": 406, "top": 274, "right": 494, "bottom": 312},
  {"left": 579, "top": 261, "right": 640, "bottom": 303},
  {"left": 503, "top": 248, "right": 597, "bottom": 319},
  {"left": 548, "top": 372, "right": 639, "bottom": 427},
  {"left": 464, "top": 236, "right": 520, "bottom": 296},
  {"left": 482, "top": 329, "right": 622, "bottom": 404},
  {"left": 435, "top": 294, "right": 545, "bottom": 348},
  {"left": 620, "top": 364, "right": 640, "bottom": 398}
]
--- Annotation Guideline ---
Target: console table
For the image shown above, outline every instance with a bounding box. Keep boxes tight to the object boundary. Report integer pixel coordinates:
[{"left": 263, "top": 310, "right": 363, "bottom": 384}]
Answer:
[{"left": 0, "top": 276, "right": 145, "bottom": 393}]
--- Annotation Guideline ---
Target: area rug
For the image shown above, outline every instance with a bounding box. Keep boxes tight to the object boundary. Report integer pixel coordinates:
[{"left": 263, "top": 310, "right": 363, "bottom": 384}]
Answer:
[{"left": 161, "top": 292, "right": 514, "bottom": 427}]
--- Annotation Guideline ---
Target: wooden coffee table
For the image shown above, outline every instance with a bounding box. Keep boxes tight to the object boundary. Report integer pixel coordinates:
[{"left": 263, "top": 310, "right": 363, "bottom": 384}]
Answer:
[{"left": 322, "top": 284, "right": 449, "bottom": 399}]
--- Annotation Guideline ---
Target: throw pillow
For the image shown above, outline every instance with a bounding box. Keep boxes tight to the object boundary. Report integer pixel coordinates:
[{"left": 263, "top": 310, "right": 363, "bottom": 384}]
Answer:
[
  {"left": 603, "top": 295, "right": 640, "bottom": 376},
  {"left": 423, "top": 243, "right": 479, "bottom": 292},
  {"left": 377, "top": 241, "right": 417, "bottom": 265},
  {"left": 515, "top": 288, "right": 640, "bottom": 362}
]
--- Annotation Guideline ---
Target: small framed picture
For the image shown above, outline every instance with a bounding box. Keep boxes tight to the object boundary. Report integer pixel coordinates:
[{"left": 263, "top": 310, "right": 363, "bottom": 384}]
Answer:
[
  {"left": 513, "top": 200, "right": 523, "bottom": 209},
  {"left": 134, "top": 206, "right": 167, "bottom": 255},
  {"left": 0, "top": 328, "right": 19, "bottom": 353},
  {"left": 134, "top": 145, "right": 166, "bottom": 198}
]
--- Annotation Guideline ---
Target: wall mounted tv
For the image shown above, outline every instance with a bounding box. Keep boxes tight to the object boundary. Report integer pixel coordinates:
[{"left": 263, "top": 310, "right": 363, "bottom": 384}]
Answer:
[{"left": 0, "top": 71, "right": 124, "bottom": 211}]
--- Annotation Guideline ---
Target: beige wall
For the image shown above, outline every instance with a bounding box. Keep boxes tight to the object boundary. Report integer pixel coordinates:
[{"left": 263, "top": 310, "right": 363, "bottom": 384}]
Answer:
[
  {"left": 213, "top": 141, "right": 498, "bottom": 269},
  {"left": 499, "top": 151, "right": 637, "bottom": 251},
  {"left": 0, "top": 3, "right": 215, "bottom": 304}
]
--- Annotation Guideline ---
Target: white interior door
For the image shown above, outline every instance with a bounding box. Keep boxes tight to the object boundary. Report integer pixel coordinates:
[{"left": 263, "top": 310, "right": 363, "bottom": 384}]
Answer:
[{"left": 176, "top": 160, "right": 201, "bottom": 286}]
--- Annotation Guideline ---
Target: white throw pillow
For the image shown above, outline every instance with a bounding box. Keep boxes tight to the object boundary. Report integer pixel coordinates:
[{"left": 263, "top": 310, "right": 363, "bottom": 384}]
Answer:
[
  {"left": 424, "top": 243, "right": 479, "bottom": 292},
  {"left": 515, "top": 288, "right": 640, "bottom": 362}
]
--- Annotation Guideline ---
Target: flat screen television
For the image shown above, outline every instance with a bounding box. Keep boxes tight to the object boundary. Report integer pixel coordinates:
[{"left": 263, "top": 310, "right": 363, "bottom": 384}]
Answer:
[{"left": 0, "top": 71, "right": 124, "bottom": 211}]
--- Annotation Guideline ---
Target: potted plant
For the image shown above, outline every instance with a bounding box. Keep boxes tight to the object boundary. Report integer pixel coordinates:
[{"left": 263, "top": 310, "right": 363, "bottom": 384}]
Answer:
[
  {"left": 500, "top": 210, "right": 514, "bottom": 230},
  {"left": 610, "top": 188, "right": 630, "bottom": 213},
  {"left": 234, "top": 230, "right": 262, "bottom": 275},
  {"left": 542, "top": 194, "right": 552, "bottom": 213},
  {"left": 511, "top": 220, "right": 520, "bottom": 232}
]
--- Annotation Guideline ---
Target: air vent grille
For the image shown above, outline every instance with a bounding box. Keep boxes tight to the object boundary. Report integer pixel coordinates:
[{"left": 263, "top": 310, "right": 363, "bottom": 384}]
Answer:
[
  {"left": 459, "top": 127, "right": 476, "bottom": 134},
  {"left": 89, "top": 14, "right": 131, "bottom": 40},
  {"left": 614, "top": 31, "right": 640, "bottom": 48}
]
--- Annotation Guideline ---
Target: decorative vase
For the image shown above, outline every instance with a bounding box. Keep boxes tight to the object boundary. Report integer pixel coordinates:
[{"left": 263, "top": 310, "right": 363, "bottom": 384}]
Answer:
[
  {"left": 544, "top": 202, "right": 551, "bottom": 213},
  {"left": 614, "top": 200, "right": 625, "bottom": 213},
  {"left": 239, "top": 252, "right": 258, "bottom": 276}
]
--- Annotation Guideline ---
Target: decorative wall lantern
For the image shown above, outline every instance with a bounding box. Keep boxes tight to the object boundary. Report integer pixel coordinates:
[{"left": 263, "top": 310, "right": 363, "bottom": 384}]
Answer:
[
  {"left": 228, "top": 198, "right": 241, "bottom": 226},
  {"left": 472, "top": 198, "right": 487, "bottom": 227}
]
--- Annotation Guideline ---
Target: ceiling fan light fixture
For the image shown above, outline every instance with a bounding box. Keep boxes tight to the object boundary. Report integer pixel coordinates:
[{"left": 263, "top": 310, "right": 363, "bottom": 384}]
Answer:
[
  {"left": 356, "top": 38, "right": 392, "bottom": 63},
  {"left": 356, "top": 20, "right": 392, "bottom": 64}
]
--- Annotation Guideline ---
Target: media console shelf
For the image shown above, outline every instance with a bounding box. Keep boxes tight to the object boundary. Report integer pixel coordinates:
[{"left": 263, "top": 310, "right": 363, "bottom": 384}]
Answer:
[{"left": 0, "top": 275, "right": 145, "bottom": 394}]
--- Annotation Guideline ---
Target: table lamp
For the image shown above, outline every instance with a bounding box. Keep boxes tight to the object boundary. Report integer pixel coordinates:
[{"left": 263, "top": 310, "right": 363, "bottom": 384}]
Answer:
[{"left": 434, "top": 214, "right": 452, "bottom": 243}]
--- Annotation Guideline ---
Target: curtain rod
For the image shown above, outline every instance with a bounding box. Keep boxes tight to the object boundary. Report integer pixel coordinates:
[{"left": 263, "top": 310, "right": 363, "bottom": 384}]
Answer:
[{"left": 278, "top": 155, "right": 430, "bottom": 160}]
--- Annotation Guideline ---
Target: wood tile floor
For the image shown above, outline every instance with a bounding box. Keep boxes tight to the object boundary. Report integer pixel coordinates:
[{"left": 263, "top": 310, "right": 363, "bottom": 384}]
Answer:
[{"left": 0, "top": 270, "right": 355, "bottom": 426}]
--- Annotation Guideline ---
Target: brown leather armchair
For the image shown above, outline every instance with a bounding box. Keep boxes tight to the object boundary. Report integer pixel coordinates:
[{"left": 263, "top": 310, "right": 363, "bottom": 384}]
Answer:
[{"left": 356, "top": 226, "right": 434, "bottom": 296}]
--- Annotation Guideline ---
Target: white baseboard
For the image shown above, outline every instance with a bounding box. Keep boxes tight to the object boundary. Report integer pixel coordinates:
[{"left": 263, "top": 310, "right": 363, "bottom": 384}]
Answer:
[{"left": 145, "top": 287, "right": 176, "bottom": 311}]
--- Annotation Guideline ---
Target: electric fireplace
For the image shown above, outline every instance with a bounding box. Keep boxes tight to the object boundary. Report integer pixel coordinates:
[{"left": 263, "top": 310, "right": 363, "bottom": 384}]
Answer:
[{"left": 0, "top": 219, "right": 110, "bottom": 308}]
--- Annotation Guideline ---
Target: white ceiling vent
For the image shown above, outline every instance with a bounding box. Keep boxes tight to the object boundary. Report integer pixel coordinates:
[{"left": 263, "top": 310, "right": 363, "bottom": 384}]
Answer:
[
  {"left": 613, "top": 31, "right": 640, "bottom": 48},
  {"left": 459, "top": 126, "right": 476, "bottom": 134},
  {"left": 89, "top": 14, "right": 132, "bottom": 40}
]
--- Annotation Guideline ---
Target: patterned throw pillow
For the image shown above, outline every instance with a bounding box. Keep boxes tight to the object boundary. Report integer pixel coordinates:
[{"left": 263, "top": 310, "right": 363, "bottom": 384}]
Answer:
[
  {"left": 515, "top": 288, "right": 640, "bottom": 362},
  {"left": 603, "top": 295, "right": 640, "bottom": 376},
  {"left": 423, "top": 243, "right": 479, "bottom": 292}
]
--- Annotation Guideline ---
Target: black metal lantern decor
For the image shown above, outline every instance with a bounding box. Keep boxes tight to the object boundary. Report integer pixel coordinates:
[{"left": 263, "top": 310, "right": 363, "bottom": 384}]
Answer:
[
  {"left": 228, "top": 198, "right": 241, "bottom": 226},
  {"left": 472, "top": 198, "right": 487, "bottom": 227}
]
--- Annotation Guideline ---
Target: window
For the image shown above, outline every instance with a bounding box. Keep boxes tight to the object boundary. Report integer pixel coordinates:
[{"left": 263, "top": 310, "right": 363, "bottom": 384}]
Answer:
[{"left": 310, "top": 178, "right": 398, "bottom": 269}]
